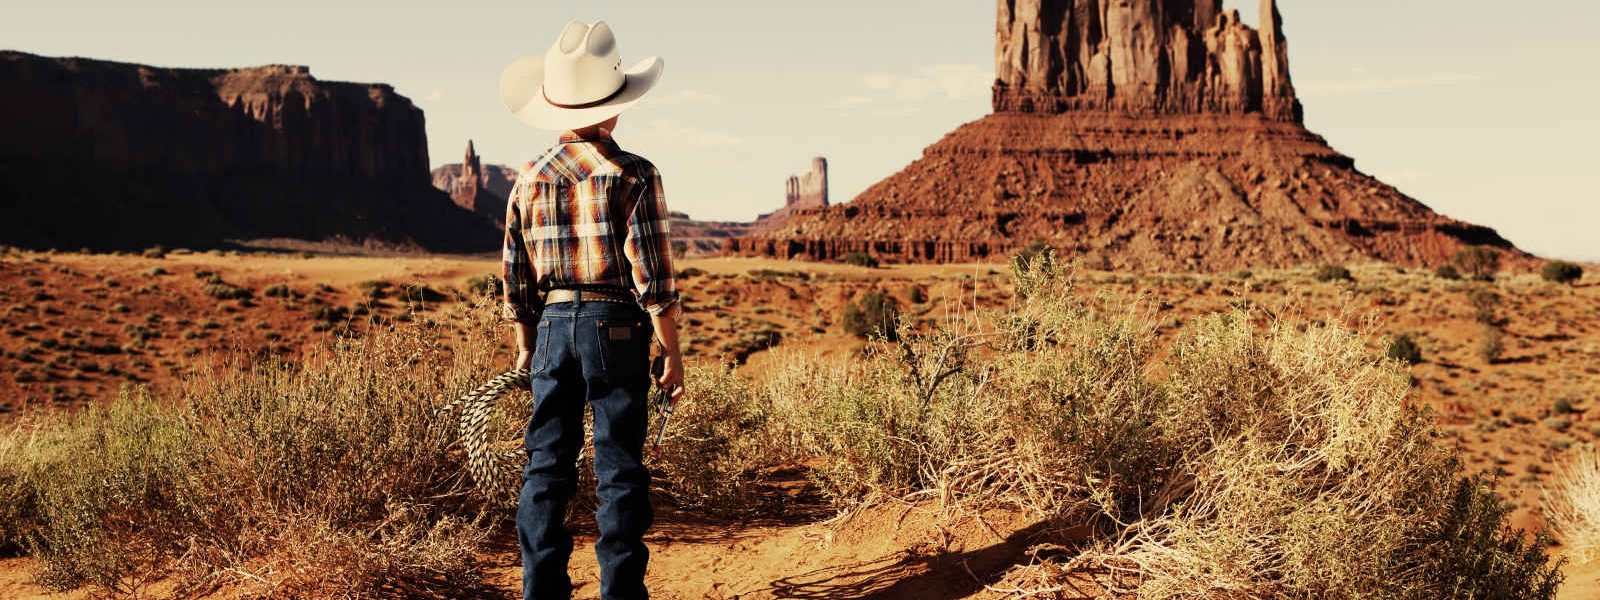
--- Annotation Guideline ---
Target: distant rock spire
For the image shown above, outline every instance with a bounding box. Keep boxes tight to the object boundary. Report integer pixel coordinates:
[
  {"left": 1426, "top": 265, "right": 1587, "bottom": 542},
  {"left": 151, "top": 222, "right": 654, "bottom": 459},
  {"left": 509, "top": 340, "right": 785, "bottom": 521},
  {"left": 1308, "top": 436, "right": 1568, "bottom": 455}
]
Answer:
[
  {"left": 452, "top": 139, "right": 484, "bottom": 213},
  {"left": 784, "top": 158, "right": 828, "bottom": 209},
  {"left": 463, "top": 139, "right": 481, "bottom": 178},
  {"left": 1259, "top": 0, "right": 1302, "bottom": 122}
]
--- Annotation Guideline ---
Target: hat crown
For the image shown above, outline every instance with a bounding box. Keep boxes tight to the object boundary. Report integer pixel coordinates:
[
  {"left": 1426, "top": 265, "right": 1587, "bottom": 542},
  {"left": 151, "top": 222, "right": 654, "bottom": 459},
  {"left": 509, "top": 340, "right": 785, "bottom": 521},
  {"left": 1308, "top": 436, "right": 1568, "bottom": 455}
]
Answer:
[{"left": 542, "top": 21, "right": 625, "bottom": 106}]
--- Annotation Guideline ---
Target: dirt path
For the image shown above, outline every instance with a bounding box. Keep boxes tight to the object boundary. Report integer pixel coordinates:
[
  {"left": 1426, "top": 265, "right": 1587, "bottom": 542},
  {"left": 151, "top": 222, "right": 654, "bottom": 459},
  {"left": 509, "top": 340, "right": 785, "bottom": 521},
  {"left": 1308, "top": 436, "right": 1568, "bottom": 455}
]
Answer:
[
  {"left": 0, "top": 466, "right": 1053, "bottom": 599},
  {"left": 1559, "top": 556, "right": 1600, "bottom": 600},
  {"left": 478, "top": 502, "right": 1049, "bottom": 600},
  {"left": 0, "top": 503, "right": 1045, "bottom": 600}
]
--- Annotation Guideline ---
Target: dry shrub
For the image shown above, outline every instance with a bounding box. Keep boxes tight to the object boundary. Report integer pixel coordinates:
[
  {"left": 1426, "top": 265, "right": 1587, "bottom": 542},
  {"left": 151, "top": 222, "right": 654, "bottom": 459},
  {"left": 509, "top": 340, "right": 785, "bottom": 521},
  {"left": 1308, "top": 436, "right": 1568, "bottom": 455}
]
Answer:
[
  {"left": 1455, "top": 245, "right": 1503, "bottom": 281},
  {"left": 764, "top": 310, "right": 996, "bottom": 506},
  {"left": 2, "top": 296, "right": 793, "bottom": 594},
  {"left": 1469, "top": 286, "right": 1502, "bottom": 324},
  {"left": 2, "top": 300, "right": 509, "bottom": 595},
  {"left": 990, "top": 273, "right": 1172, "bottom": 521},
  {"left": 189, "top": 508, "right": 490, "bottom": 598},
  {"left": 1541, "top": 260, "right": 1584, "bottom": 285},
  {"left": 649, "top": 363, "right": 783, "bottom": 512},
  {"left": 1546, "top": 447, "right": 1600, "bottom": 563},
  {"left": 1073, "top": 313, "right": 1560, "bottom": 598},
  {"left": 841, "top": 290, "right": 900, "bottom": 340},
  {"left": 1386, "top": 332, "right": 1423, "bottom": 365},
  {"left": 774, "top": 250, "right": 1560, "bottom": 598},
  {"left": 0, "top": 420, "right": 45, "bottom": 555},
  {"left": 1479, "top": 325, "right": 1506, "bottom": 364},
  {"left": 1314, "top": 264, "right": 1354, "bottom": 282},
  {"left": 764, "top": 348, "right": 944, "bottom": 502}
]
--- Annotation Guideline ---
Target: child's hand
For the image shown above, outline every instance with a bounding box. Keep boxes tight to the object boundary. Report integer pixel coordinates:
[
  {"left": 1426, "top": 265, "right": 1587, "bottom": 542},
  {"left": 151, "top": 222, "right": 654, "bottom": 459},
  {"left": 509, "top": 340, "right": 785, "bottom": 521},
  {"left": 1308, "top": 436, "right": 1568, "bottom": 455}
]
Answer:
[{"left": 657, "top": 351, "right": 685, "bottom": 402}]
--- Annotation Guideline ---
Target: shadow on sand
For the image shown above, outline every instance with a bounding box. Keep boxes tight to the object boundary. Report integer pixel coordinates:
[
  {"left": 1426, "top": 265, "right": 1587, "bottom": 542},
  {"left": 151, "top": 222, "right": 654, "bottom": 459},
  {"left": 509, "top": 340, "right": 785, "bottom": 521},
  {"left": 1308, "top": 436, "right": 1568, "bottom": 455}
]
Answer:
[{"left": 760, "top": 520, "right": 1100, "bottom": 600}]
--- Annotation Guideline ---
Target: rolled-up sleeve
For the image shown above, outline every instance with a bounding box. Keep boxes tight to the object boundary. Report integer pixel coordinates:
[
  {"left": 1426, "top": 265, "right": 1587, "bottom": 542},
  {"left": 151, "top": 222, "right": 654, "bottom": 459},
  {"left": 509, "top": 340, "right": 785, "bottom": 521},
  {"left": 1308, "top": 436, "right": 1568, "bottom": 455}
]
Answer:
[
  {"left": 501, "top": 180, "right": 542, "bottom": 324},
  {"left": 623, "top": 163, "right": 680, "bottom": 318}
]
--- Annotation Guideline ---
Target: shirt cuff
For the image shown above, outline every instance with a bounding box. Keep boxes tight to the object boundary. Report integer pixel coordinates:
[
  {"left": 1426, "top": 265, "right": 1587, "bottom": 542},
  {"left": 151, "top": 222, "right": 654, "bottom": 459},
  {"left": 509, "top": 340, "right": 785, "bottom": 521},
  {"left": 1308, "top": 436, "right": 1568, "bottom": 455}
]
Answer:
[
  {"left": 642, "top": 297, "right": 682, "bottom": 320},
  {"left": 502, "top": 302, "right": 540, "bottom": 325}
]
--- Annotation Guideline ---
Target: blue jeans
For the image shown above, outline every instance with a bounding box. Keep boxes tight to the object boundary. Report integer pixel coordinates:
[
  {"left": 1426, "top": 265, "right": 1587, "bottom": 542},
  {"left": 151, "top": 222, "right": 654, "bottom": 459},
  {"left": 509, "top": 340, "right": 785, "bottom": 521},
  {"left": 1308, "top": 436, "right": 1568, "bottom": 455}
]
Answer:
[{"left": 518, "top": 300, "right": 654, "bottom": 600}]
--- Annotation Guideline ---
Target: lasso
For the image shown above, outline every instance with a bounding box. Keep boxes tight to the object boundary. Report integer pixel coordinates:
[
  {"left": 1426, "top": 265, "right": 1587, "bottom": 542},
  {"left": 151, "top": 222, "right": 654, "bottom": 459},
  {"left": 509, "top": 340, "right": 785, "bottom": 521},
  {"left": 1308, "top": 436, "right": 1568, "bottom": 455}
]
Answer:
[
  {"left": 437, "top": 368, "right": 675, "bottom": 508},
  {"left": 435, "top": 369, "right": 531, "bottom": 508}
]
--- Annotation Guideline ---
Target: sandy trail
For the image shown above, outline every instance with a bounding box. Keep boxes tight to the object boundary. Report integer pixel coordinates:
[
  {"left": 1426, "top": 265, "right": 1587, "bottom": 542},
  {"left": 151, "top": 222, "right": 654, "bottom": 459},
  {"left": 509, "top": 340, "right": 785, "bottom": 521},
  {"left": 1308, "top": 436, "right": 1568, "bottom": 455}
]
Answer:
[
  {"left": 480, "top": 504, "right": 1051, "bottom": 600},
  {"left": 0, "top": 466, "right": 1053, "bottom": 600},
  {"left": 0, "top": 508, "right": 1045, "bottom": 600}
]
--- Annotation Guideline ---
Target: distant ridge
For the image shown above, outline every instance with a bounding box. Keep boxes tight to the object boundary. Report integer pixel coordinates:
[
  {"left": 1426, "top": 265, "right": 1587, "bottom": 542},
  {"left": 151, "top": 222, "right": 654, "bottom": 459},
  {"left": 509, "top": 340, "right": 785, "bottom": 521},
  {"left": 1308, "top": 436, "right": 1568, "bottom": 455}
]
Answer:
[{"left": 0, "top": 51, "right": 498, "bottom": 253}]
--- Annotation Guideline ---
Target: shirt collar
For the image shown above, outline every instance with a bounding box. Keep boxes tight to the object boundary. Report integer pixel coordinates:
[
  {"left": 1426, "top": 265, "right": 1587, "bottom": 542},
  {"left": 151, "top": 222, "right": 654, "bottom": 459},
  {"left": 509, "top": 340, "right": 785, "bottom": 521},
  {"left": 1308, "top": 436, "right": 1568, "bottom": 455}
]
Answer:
[{"left": 558, "top": 128, "right": 614, "bottom": 145}]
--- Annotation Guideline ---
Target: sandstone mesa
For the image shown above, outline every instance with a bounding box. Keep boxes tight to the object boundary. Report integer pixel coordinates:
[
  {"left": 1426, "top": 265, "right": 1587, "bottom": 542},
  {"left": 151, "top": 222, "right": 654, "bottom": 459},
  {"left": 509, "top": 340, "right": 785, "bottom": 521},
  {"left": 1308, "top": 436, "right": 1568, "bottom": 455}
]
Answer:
[{"left": 730, "top": 0, "right": 1524, "bottom": 270}]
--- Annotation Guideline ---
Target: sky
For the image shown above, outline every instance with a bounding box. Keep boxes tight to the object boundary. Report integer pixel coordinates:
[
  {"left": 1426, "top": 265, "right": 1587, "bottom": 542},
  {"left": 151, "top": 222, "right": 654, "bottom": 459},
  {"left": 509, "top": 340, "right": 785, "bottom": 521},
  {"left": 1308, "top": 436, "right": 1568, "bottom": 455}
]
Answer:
[{"left": 5, "top": 0, "right": 1598, "bottom": 260}]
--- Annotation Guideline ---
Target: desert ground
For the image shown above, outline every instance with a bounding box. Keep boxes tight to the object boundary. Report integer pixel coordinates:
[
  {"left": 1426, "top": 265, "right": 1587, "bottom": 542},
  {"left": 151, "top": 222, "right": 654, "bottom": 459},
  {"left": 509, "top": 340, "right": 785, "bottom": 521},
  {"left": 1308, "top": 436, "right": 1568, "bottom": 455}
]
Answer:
[{"left": 2, "top": 247, "right": 1597, "bottom": 597}]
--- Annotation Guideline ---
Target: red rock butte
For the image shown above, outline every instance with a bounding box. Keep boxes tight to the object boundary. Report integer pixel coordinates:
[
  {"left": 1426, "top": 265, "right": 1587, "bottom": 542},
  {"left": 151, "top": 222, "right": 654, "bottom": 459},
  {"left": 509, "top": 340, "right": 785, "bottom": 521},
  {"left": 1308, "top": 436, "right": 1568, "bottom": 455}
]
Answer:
[{"left": 729, "top": 0, "right": 1524, "bottom": 270}]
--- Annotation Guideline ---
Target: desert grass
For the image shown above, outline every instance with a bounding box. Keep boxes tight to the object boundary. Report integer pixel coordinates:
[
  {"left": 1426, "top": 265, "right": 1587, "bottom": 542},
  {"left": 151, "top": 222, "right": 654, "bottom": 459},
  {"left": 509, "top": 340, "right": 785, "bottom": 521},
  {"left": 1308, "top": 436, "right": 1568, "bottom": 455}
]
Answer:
[
  {"left": 2, "top": 253, "right": 1569, "bottom": 597},
  {"left": 769, "top": 251, "right": 1562, "bottom": 598},
  {"left": 0, "top": 296, "right": 787, "bottom": 595},
  {"left": 648, "top": 363, "right": 784, "bottom": 512},
  {"left": 1, "top": 302, "right": 502, "bottom": 596},
  {"left": 1546, "top": 446, "right": 1600, "bottom": 564}
]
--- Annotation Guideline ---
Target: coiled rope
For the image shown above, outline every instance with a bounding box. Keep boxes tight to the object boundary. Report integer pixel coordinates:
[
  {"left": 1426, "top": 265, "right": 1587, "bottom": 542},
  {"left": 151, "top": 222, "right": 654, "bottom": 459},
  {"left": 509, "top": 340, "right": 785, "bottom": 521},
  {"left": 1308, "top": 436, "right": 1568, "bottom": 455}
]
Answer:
[
  {"left": 435, "top": 369, "right": 531, "bottom": 508},
  {"left": 437, "top": 368, "right": 672, "bottom": 508}
]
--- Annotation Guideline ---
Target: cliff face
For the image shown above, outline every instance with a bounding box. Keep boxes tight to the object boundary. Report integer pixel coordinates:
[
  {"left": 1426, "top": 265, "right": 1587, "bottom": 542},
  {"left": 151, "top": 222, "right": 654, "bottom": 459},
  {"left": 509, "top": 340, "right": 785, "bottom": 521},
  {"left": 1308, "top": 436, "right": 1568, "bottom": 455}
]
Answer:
[
  {"left": 993, "top": 0, "right": 1301, "bottom": 121},
  {"left": 0, "top": 51, "right": 497, "bottom": 252},
  {"left": 729, "top": 1, "right": 1523, "bottom": 270}
]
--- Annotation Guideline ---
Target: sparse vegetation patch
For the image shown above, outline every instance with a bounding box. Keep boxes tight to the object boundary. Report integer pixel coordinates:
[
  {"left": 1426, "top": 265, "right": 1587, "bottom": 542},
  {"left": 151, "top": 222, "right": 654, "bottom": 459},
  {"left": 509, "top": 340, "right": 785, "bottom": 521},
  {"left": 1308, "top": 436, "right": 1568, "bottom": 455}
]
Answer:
[
  {"left": 1387, "top": 332, "right": 1423, "bottom": 365},
  {"left": 841, "top": 251, "right": 879, "bottom": 268},
  {"left": 1454, "top": 246, "right": 1503, "bottom": 281},
  {"left": 1314, "top": 264, "right": 1354, "bottom": 282},
  {"left": 1541, "top": 260, "right": 1583, "bottom": 285},
  {"left": 841, "top": 290, "right": 899, "bottom": 340}
]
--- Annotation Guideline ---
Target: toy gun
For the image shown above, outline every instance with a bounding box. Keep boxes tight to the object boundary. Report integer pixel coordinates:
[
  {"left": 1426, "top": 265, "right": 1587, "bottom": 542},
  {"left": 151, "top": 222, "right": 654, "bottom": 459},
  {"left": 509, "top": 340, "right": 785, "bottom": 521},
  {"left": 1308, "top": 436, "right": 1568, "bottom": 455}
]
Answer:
[{"left": 649, "top": 355, "right": 678, "bottom": 456}]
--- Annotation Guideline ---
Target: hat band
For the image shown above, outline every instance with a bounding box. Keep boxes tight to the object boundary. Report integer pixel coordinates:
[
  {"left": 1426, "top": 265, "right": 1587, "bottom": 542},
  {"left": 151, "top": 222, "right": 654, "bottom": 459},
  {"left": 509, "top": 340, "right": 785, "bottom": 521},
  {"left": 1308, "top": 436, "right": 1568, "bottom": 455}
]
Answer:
[{"left": 542, "top": 76, "right": 628, "bottom": 110}]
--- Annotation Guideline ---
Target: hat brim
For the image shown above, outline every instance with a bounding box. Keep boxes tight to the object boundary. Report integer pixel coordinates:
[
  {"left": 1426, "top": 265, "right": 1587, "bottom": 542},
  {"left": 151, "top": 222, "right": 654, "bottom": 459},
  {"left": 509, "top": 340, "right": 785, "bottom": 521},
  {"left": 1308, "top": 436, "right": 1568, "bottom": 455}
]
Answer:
[{"left": 500, "top": 56, "right": 663, "bottom": 131}]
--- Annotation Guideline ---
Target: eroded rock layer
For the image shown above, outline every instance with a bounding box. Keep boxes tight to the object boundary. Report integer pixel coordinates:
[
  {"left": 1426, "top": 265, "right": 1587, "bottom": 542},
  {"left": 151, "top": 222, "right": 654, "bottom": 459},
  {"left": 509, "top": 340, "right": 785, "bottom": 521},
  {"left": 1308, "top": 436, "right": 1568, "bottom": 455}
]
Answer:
[{"left": 0, "top": 51, "right": 497, "bottom": 252}]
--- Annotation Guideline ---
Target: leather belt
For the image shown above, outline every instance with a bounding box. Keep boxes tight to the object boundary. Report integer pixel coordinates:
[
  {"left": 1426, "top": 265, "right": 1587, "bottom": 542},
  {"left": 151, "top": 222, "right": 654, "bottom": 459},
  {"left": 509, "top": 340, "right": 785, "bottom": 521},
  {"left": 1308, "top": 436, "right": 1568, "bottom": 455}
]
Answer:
[{"left": 545, "top": 288, "right": 634, "bottom": 304}]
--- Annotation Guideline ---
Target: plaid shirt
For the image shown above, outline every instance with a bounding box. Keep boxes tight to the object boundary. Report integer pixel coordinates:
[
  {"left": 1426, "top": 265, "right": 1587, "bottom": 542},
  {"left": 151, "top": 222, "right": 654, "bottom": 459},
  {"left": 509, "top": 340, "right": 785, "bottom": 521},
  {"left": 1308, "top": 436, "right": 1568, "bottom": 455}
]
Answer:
[{"left": 502, "top": 129, "right": 679, "bottom": 323}]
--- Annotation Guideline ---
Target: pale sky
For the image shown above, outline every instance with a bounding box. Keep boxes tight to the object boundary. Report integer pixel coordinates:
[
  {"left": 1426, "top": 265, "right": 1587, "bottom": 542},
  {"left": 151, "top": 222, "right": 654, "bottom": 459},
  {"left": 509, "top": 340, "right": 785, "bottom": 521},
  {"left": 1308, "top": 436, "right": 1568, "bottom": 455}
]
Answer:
[{"left": 5, "top": 1, "right": 1598, "bottom": 260}]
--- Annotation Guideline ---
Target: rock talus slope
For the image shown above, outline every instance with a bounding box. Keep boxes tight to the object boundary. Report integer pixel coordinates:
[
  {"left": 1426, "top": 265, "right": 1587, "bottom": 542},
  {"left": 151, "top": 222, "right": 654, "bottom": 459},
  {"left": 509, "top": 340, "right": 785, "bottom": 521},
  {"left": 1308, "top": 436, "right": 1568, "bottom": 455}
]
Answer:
[{"left": 729, "top": 0, "right": 1522, "bottom": 270}]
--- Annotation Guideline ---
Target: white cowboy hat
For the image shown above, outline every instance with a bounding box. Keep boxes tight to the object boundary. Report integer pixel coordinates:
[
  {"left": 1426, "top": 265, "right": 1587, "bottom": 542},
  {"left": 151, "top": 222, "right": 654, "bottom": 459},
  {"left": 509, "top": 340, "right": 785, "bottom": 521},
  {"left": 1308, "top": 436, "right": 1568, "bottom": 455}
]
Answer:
[{"left": 500, "top": 21, "right": 664, "bottom": 131}]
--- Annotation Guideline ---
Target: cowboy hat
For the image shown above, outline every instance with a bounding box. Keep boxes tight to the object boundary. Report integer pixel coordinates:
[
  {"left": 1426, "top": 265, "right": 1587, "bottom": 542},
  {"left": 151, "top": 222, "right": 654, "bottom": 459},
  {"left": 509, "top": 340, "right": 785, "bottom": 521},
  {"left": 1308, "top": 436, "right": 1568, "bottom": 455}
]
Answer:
[{"left": 500, "top": 21, "right": 664, "bottom": 131}]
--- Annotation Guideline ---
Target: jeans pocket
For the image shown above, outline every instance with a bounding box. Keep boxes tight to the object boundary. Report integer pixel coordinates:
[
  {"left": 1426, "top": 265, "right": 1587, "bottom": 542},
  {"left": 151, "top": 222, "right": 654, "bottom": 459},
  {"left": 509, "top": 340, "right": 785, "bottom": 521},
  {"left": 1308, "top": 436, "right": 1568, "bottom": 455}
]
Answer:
[
  {"left": 596, "top": 319, "right": 648, "bottom": 377},
  {"left": 533, "top": 320, "right": 551, "bottom": 373}
]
